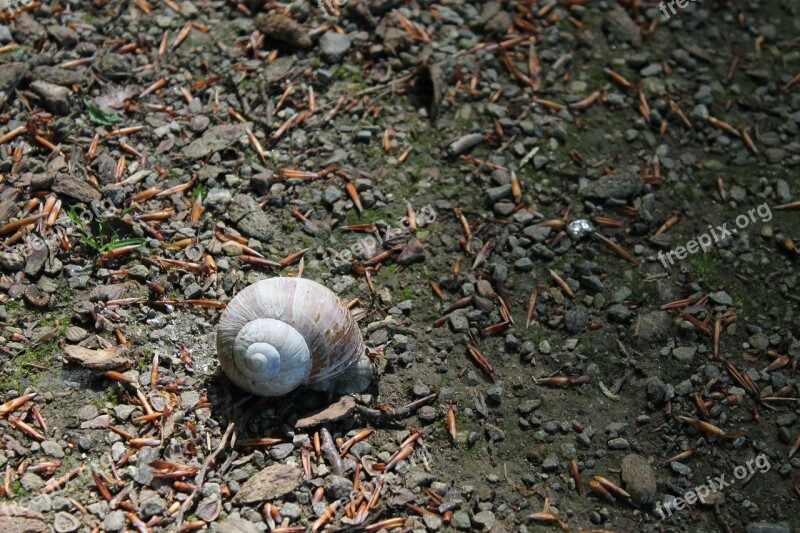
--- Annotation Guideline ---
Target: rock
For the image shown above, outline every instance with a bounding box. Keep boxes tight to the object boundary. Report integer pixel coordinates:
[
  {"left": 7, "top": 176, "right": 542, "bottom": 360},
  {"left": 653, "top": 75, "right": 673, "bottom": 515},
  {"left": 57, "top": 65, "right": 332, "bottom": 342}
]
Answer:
[
  {"left": 423, "top": 513, "right": 443, "bottom": 531},
  {"left": 20, "top": 472, "right": 44, "bottom": 491},
  {"left": 32, "top": 66, "right": 84, "bottom": 87},
  {"left": 195, "top": 495, "right": 221, "bottom": 522},
  {"left": 97, "top": 53, "right": 132, "bottom": 80},
  {"left": 418, "top": 405, "right": 438, "bottom": 423},
  {"left": 0, "top": 504, "right": 46, "bottom": 533},
  {"left": 745, "top": 523, "right": 791, "bottom": 533},
  {"left": 133, "top": 446, "right": 160, "bottom": 486},
  {"left": 218, "top": 518, "right": 262, "bottom": 533},
  {"left": 0, "top": 62, "right": 29, "bottom": 93},
  {"left": 53, "top": 512, "right": 80, "bottom": 533},
  {"left": 0, "top": 252, "right": 25, "bottom": 271},
  {"left": 448, "top": 133, "right": 483, "bottom": 156},
  {"left": 451, "top": 511, "right": 471, "bottom": 530},
  {"left": 269, "top": 443, "right": 294, "bottom": 460},
  {"left": 254, "top": 13, "right": 311, "bottom": 48},
  {"left": 523, "top": 225, "right": 551, "bottom": 242},
  {"left": 607, "top": 304, "right": 633, "bottom": 323},
  {"left": 47, "top": 25, "right": 79, "bottom": 47},
  {"left": 542, "top": 454, "right": 560, "bottom": 472},
  {"left": 232, "top": 463, "right": 302, "bottom": 504},
  {"left": 565, "top": 308, "right": 588, "bottom": 333},
  {"left": 621, "top": 453, "right": 657, "bottom": 505},
  {"left": 11, "top": 14, "right": 47, "bottom": 46},
  {"left": 182, "top": 124, "right": 245, "bottom": 159},
  {"left": 41, "top": 440, "right": 65, "bottom": 459},
  {"left": 473, "top": 510, "right": 496, "bottom": 531},
  {"left": 397, "top": 239, "right": 426, "bottom": 265},
  {"left": 77, "top": 404, "right": 98, "bottom": 421},
  {"left": 604, "top": 6, "right": 641, "bottom": 46},
  {"left": 672, "top": 346, "right": 696, "bottom": 363},
  {"left": 631, "top": 311, "right": 672, "bottom": 346},
  {"left": 295, "top": 394, "right": 356, "bottom": 429},
  {"left": 324, "top": 475, "right": 353, "bottom": 499},
  {"left": 582, "top": 168, "right": 643, "bottom": 200},
  {"left": 30, "top": 81, "right": 72, "bottom": 115},
  {"left": 449, "top": 312, "right": 469, "bottom": 332},
  {"left": 63, "top": 345, "right": 129, "bottom": 371},
  {"left": 101, "top": 511, "right": 126, "bottom": 532},
  {"left": 228, "top": 193, "right": 272, "bottom": 242},
  {"left": 319, "top": 31, "right": 351, "bottom": 63},
  {"left": 51, "top": 174, "right": 102, "bottom": 203},
  {"left": 749, "top": 333, "right": 770, "bottom": 350},
  {"left": 140, "top": 493, "right": 167, "bottom": 518}
]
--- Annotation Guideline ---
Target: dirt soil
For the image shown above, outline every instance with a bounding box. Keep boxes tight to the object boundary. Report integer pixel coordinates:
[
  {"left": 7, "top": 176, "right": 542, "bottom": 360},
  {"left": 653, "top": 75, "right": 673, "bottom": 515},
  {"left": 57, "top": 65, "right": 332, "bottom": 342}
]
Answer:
[{"left": 0, "top": 1, "right": 799, "bottom": 532}]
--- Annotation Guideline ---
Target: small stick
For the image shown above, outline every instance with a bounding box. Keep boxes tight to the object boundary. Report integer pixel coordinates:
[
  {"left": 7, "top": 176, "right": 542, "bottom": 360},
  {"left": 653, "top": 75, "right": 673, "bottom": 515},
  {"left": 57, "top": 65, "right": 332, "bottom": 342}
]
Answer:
[{"left": 174, "top": 423, "right": 234, "bottom": 528}]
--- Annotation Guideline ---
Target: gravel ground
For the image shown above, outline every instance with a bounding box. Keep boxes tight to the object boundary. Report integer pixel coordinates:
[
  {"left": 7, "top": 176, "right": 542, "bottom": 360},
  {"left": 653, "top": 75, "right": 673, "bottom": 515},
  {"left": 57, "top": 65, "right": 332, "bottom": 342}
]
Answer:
[{"left": 0, "top": 0, "right": 799, "bottom": 532}]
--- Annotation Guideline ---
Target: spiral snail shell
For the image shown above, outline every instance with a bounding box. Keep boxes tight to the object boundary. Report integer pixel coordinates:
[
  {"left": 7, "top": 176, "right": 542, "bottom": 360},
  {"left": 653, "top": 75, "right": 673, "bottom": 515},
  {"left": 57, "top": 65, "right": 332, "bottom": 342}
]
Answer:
[{"left": 216, "top": 277, "right": 373, "bottom": 397}]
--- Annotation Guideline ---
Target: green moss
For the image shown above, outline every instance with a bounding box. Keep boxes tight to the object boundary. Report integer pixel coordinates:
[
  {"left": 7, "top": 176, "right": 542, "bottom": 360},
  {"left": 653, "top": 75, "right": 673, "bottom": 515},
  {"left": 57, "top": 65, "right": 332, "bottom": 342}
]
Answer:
[
  {"left": 343, "top": 207, "right": 391, "bottom": 226},
  {"left": 688, "top": 252, "right": 724, "bottom": 282},
  {"left": 5, "top": 300, "right": 22, "bottom": 311},
  {"left": 0, "top": 341, "right": 58, "bottom": 391},
  {"left": 396, "top": 287, "right": 414, "bottom": 302},
  {"left": 104, "top": 387, "right": 123, "bottom": 405},
  {"left": 334, "top": 64, "right": 367, "bottom": 90}
]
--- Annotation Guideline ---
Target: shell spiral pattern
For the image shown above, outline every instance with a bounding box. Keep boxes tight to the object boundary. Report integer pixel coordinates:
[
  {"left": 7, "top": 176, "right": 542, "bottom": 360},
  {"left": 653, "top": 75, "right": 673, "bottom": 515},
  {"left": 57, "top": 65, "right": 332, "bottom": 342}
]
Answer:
[{"left": 216, "top": 277, "right": 368, "bottom": 397}]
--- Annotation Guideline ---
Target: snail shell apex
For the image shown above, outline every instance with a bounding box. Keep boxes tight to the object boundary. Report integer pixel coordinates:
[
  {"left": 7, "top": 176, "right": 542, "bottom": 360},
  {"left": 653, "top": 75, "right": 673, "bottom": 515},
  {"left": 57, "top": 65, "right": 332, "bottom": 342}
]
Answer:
[{"left": 217, "top": 277, "right": 371, "bottom": 397}]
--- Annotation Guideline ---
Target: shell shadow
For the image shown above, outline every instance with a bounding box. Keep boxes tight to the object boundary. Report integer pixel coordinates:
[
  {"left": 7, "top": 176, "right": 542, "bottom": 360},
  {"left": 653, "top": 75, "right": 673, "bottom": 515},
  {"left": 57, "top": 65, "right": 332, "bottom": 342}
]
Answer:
[{"left": 206, "top": 367, "right": 377, "bottom": 440}]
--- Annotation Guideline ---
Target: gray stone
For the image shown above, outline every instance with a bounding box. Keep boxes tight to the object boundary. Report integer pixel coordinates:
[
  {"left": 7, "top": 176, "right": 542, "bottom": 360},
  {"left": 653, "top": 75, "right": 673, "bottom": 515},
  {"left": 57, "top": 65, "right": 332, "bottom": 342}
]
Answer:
[
  {"left": 672, "top": 346, "right": 696, "bottom": 363},
  {"left": 608, "top": 304, "right": 633, "bottom": 323},
  {"left": 324, "top": 475, "right": 353, "bottom": 499},
  {"left": 228, "top": 193, "right": 272, "bottom": 242},
  {"left": 473, "top": 510, "right": 496, "bottom": 530},
  {"left": 710, "top": 291, "right": 733, "bottom": 306},
  {"left": 319, "top": 31, "right": 351, "bottom": 63},
  {"left": 0, "top": 252, "right": 25, "bottom": 271},
  {"left": 582, "top": 168, "right": 643, "bottom": 200},
  {"left": 745, "top": 523, "right": 791, "bottom": 533},
  {"left": 565, "top": 308, "right": 588, "bottom": 333},
  {"left": 101, "top": 510, "right": 126, "bottom": 531},
  {"left": 30, "top": 81, "right": 71, "bottom": 115},
  {"left": 134, "top": 446, "right": 160, "bottom": 486},
  {"left": 20, "top": 472, "right": 45, "bottom": 491},
  {"left": 608, "top": 438, "right": 630, "bottom": 450},
  {"left": 183, "top": 124, "right": 245, "bottom": 159},
  {"left": 451, "top": 510, "right": 471, "bottom": 530},
  {"left": 81, "top": 414, "right": 111, "bottom": 429},
  {"left": 41, "top": 440, "right": 65, "bottom": 459},
  {"left": 269, "top": 443, "right": 294, "bottom": 460},
  {"left": 542, "top": 454, "right": 560, "bottom": 472},
  {"left": 77, "top": 404, "right": 99, "bottom": 421},
  {"left": 621, "top": 453, "right": 657, "bottom": 505},
  {"left": 232, "top": 463, "right": 302, "bottom": 504}
]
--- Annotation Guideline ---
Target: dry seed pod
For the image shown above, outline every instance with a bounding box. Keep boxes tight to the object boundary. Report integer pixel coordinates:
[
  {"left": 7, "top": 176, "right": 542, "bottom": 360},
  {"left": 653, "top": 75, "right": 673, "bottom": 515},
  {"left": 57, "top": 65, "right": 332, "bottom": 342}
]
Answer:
[{"left": 217, "top": 277, "right": 373, "bottom": 397}]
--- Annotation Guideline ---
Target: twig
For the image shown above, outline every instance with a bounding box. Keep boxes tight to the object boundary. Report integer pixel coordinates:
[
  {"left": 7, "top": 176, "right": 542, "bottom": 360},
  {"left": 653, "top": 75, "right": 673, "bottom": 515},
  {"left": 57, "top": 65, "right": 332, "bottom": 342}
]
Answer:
[{"left": 174, "top": 422, "right": 235, "bottom": 528}]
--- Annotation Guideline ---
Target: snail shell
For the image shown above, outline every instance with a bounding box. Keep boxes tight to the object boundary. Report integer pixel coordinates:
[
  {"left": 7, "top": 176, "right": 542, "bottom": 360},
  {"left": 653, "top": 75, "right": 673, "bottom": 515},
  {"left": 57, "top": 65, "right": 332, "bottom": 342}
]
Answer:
[{"left": 216, "top": 277, "right": 372, "bottom": 397}]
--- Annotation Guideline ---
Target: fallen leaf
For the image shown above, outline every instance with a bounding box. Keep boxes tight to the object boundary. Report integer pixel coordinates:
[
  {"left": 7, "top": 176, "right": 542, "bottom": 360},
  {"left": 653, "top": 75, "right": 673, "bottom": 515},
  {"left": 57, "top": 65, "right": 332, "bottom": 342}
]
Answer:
[{"left": 63, "top": 344, "right": 130, "bottom": 371}]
